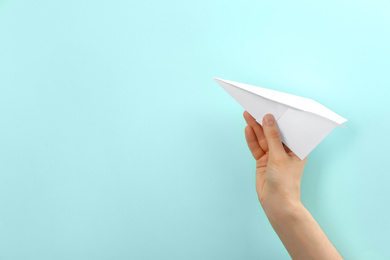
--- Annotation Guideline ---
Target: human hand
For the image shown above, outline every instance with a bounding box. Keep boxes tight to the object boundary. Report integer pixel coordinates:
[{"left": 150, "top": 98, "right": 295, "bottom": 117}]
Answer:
[
  {"left": 244, "top": 111, "right": 343, "bottom": 259},
  {"left": 243, "top": 111, "right": 308, "bottom": 211}
]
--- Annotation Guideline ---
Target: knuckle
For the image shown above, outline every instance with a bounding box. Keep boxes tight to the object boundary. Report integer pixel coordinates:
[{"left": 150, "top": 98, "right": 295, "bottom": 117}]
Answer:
[
  {"left": 259, "top": 138, "right": 268, "bottom": 148},
  {"left": 268, "top": 129, "right": 280, "bottom": 140}
]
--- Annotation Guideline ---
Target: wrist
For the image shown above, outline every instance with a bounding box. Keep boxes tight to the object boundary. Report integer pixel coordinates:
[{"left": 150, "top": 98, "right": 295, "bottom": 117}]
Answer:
[{"left": 261, "top": 197, "right": 304, "bottom": 223}]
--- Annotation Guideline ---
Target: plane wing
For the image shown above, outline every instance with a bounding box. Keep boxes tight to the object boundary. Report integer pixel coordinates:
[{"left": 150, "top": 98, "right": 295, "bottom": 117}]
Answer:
[{"left": 214, "top": 77, "right": 347, "bottom": 159}]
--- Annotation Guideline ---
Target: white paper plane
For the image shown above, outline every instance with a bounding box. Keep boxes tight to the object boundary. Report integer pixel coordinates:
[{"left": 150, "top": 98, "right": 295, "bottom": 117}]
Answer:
[{"left": 214, "top": 77, "right": 347, "bottom": 160}]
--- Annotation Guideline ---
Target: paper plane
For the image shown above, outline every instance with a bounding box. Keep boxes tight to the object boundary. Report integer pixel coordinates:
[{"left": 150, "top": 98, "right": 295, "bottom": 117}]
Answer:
[{"left": 214, "top": 77, "right": 347, "bottom": 160}]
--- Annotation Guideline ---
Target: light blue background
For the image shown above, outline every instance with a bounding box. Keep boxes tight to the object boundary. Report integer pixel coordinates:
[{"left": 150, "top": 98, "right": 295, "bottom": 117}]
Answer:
[{"left": 0, "top": 0, "right": 389, "bottom": 259}]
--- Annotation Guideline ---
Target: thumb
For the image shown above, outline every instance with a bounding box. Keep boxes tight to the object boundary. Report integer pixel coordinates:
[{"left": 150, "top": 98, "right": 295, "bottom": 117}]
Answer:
[{"left": 262, "top": 114, "right": 286, "bottom": 160}]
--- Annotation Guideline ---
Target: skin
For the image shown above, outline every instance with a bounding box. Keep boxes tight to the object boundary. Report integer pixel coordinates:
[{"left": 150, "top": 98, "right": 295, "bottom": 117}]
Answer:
[{"left": 243, "top": 111, "right": 343, "bottom": 260}]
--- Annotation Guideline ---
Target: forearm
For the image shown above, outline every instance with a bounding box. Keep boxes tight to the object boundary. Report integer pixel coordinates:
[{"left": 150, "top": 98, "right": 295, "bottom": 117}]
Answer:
[{"left": 262, "top": 199, "right": 343, "bottom": 260}]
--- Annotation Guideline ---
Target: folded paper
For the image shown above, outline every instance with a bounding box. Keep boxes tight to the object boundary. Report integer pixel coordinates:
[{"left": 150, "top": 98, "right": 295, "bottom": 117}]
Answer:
[{"left": 214, "top": 77, "right": 347, "bottom": 159}]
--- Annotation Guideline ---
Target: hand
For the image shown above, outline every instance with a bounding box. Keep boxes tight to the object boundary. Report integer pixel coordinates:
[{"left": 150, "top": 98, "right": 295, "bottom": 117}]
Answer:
[
  {"left": 243, "top": 111, "right": 307, "bottom": 210},
  {"left": 244, "top": 111, "right": 343, "bottom": 259}
]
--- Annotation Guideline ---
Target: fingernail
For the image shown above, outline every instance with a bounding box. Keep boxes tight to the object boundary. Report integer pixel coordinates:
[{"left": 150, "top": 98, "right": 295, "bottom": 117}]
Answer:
[{"left": 264, "top": 114, "right": 274, "bottom": 126}]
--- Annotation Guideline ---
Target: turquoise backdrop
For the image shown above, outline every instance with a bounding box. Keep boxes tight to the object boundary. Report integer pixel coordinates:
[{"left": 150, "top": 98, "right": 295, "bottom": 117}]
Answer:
[{"left": 0, "top": 0, "right": 389, "bottom": 259}]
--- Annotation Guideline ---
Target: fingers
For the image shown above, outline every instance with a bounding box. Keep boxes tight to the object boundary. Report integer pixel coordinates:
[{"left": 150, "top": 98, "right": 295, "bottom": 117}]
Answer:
[
  {"left": 243, "top": 111, "right": 268, "bottom": 152},
  {"left": 262, "top": 114, "right": 287, "bottom": 161},
  {"left": 243, "top": 111, "right": 288, "bottom": 161},
  {"left": 244, "top": 125, "right": 265, "bottom": 160}
]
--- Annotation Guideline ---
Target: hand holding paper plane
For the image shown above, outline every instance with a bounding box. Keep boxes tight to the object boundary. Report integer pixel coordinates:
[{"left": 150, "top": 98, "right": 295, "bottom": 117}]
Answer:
[{"left": 214, "top": 78, "right": 347, "bottom": 160}]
